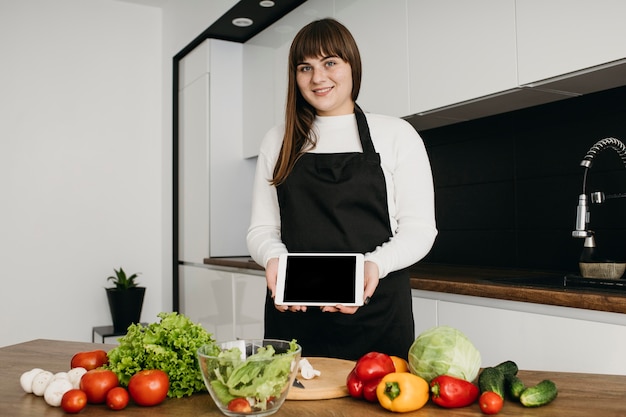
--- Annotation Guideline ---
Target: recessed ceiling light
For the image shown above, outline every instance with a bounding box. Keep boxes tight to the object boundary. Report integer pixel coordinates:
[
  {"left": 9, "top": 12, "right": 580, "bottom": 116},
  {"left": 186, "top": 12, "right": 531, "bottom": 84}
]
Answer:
[
  {"left": 232, "top": 17, "right": 253, "bottom": 27},
  {"left": 259, "top": 0, "right": 275, "bottom": 7}
]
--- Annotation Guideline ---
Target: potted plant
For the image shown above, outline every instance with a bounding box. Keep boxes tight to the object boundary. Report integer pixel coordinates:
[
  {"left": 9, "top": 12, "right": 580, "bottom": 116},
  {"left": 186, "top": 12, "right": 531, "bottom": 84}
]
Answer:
[{"left": 105, "top": 267, "right": 145, "bottom": 333}]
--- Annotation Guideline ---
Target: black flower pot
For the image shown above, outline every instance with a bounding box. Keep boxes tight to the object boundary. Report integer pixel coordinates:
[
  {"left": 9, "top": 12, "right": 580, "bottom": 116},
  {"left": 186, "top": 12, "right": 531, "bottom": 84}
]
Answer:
[{"left": 106, "top": 287, "right": 146, "bottom": 333}]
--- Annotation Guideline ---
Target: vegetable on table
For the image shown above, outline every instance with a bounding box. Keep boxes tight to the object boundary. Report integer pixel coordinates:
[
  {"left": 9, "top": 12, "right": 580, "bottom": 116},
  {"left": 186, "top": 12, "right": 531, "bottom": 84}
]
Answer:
[
  {"left": 346, "top": 352, "right": 396, "bottom": 402},
  {"left": 128, "top": 369, "right": 169, "bottom": 406},
  {"left": 390, "top": 356, "right": 409, "bottom": 373},
  {"left": 479, "top": 391, "right": 504, "bottom": 415},
  {"left": 520, "top": 379, "right": 558, "bottom": 407},
  {"left": 80, "top": 368, "right": 119, "bottom": 404},
  {"left": 478, "top": 367, "right": 506, "bottom": 399},
  {"left": 207, "top": 339, "right": 299, "bottom": 412},
  {"left": 70, "top": 349, "right": 108, "bottom": 371},
  {"left": 61, "top": 389, "right": 88, "bottom": 414},
  {"left": 494, "top": 360, "right": 518, "bottom": 377},
  {"left": 105, "top": 311, "right": 216, "bottom": 398},
  {"left": 505, "top": 374, "right": 525, "bottom": 399},
  {"left": 376, "top": 372, "right": 429, "bottom": 413},
  {"left": 408, "top": 326, "right": 481, "bottom": 383},
  {"left": 106, "top": 386, "right": 130, "bottom": 410},
  {"left": 430, "top": 375, "right": 479, "bottom": 408}
]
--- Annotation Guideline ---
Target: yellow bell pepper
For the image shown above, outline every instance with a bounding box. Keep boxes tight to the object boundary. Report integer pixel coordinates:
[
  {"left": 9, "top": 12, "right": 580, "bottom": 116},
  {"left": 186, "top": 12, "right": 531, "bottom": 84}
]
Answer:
[{"left": 376, "top": 372, "right": 429, "bottom": 413}]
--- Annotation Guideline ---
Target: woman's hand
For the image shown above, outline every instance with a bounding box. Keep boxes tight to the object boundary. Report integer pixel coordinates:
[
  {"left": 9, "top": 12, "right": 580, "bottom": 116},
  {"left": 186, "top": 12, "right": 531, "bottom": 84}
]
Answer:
[
  {"left": 266, "top": 257, "right": 307, "bottom": 313},
  {"left": 323, "top": 260, "right": 379, "bottom": 314}
]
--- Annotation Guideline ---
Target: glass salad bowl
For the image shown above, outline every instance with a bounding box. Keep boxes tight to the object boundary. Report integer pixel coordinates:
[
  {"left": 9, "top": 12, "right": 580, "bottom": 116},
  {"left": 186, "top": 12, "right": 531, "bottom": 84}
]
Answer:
[{"left": 197, "top": 339, "right": 301, "bottom": 417}]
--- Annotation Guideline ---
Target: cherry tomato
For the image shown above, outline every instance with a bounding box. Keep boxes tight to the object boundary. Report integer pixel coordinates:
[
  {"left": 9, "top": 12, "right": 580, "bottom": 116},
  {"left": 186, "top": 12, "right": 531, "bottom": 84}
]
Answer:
[
  {"left": 61, "top": 389, "right": 87, "bottom": 414},
  {"left": 479, "top": 391, "right": 504, "bottom": 415},
  {"left": 106, "top": 386, "right": 130, "bottom": 410},
  {"left": 227, "top": 397, "right": 252, "bottom": 413},
  {"left": 80, "top": 368, "right": 119, "bottom": 404},
  {"left": 71, "top": 350, "right": 109, "bottom": 370},
  {"left": 128, "top": 369, "right": 169, "bottom": 406}
]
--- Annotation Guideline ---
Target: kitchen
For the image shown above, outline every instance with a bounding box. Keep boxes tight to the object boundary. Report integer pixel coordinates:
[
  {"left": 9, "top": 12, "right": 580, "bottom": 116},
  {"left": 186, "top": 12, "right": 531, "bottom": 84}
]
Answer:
[{"left": 2, "top": 0, "right": 626, "bottom": 414}]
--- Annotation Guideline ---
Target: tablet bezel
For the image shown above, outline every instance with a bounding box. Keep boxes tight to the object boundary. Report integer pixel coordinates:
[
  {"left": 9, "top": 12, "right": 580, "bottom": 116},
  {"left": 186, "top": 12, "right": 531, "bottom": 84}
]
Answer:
[{"left": 274, "top": 253, "right": 364, "bottom": 306}]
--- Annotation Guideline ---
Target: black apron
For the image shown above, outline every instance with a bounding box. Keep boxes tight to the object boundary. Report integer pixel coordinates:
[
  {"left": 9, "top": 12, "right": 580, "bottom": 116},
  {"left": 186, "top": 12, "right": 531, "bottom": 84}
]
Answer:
[{"left": 265, "top": 105, "right": 414, "bottom": 360}]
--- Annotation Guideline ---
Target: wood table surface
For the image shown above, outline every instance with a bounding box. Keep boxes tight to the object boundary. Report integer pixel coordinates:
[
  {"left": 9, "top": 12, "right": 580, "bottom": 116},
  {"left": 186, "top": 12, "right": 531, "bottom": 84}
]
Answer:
[{"left": 2, "top": 339, "right": 625, "bottom": 416}]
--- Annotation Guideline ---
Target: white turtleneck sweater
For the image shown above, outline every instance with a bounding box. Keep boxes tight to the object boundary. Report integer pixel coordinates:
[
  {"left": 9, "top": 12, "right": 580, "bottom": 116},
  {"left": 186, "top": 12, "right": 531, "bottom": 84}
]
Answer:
[{"left": 246, "top": 112, "right": 437, "bottom": 279}]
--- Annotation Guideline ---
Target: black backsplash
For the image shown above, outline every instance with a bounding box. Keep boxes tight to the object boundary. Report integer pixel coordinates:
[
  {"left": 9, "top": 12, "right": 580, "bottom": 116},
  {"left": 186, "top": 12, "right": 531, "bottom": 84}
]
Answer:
[{"left": 418, "top": 85, "right": 626, "bottom": 272}]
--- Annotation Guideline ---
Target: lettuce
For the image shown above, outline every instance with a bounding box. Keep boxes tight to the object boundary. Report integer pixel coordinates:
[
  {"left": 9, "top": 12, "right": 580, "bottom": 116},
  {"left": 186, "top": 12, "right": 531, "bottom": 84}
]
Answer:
[
  {"left": 408, "top": 326, "right": 481, "bottom": 383},
  {"left": 209, "top": 340, "right": 299, "bottom": 410},
  {"left": 105, "top": 312, "right": 217, "bottom": 398}
]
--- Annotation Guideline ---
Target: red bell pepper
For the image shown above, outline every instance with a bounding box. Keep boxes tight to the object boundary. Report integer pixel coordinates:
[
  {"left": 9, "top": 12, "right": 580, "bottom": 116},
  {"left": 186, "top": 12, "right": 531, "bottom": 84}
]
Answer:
[
  {"left": 346, "top": 352, "right": 395, "bottom": 402},
  {"left": 430, "top": 375, "right": 480, "bottom": 408}
]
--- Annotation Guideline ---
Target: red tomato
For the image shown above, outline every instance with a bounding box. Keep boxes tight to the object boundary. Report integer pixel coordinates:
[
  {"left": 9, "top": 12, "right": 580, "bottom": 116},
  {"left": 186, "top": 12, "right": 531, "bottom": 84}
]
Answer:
[
  {"left": 61, "top": 389, "right": 87, "bottom": 414},
  {"left": 71, "top": 350, "right": 109, "bottom": 370},
  {"left": 227, "top": 397, "right": 252, "bottom": 413},
  {"left": 106, "top": 386, "right": 130, "bottom": 410},
  {"left": 479, "top": 391, "right": 504, "bottom": 415},
  {"left": 128, "top": 369, "right": 169, "bottom": 406},
  {"left": 80, "top": 369, "right": 119, "bottom": 404}
]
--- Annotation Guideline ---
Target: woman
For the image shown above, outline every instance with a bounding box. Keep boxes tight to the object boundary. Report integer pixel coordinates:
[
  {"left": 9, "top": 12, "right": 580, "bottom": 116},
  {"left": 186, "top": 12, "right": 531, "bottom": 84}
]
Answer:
[{"left": 247, "top": 18, "right": 437, "bottom": 360}]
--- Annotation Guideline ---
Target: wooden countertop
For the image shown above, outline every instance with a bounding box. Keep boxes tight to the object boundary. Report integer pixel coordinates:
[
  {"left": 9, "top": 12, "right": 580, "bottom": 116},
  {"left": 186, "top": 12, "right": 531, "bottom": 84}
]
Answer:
[
  {"left": 204, "top": 258, "right": 626, "bottom": 315},
  {"left": 2, "top": 339, "right": 626, "bottom": 416}
]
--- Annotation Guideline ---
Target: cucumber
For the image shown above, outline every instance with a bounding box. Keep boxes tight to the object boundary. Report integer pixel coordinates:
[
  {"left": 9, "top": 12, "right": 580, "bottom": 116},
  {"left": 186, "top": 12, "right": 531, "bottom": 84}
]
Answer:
[
  {"left": 520, "top": 379, "right": 558, "bottom": 407},
  {"left": 494, "top": 360, "right": 519, "bottom": 377},
  {"left": 505, "top": 373, "right": 525, "bottom": 399},
  {"left": 478, "top": 367, "right": 505, "bottom": 399}
]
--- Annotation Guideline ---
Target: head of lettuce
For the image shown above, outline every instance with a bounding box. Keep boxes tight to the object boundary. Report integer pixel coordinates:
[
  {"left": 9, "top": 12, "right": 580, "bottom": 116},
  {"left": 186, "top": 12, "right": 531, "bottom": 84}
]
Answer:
[{"left": 408, "top": 326, "right": 481, "bottom": 383}]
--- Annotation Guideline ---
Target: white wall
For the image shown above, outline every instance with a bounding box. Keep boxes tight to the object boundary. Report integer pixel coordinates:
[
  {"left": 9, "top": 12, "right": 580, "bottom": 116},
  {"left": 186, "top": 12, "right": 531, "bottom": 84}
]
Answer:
[{"left": 0, "top": 0, "right": 236, "bottom": 347}]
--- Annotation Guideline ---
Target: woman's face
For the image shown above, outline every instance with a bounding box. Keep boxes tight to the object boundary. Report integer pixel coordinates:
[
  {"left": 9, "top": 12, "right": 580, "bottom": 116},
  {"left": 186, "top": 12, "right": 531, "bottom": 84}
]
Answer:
[{"left": 296, "top": 55, "right": 354, "bottom": 116}]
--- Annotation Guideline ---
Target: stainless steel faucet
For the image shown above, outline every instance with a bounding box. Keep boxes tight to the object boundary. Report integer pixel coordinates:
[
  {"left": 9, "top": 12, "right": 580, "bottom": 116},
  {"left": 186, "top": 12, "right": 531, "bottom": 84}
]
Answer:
[{"left": 573, "top": 137, "right": 626, "bottom": 261}]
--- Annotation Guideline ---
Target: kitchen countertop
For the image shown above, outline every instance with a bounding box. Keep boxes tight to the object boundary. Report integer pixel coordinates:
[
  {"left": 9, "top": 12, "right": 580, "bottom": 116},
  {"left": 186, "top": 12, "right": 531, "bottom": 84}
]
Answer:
[
  {"left": 204, "top": 258, "right": 626, "bottom": 315},
  {"left": 3, "top": 339, "right": 626, "bottom": 416}
]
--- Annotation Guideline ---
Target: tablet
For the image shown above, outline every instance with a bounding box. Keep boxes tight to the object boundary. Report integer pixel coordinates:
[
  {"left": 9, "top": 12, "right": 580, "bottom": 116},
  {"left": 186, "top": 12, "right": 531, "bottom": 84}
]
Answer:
[{"left": 275, "top": 253, "right": 364, "bottom": 306}]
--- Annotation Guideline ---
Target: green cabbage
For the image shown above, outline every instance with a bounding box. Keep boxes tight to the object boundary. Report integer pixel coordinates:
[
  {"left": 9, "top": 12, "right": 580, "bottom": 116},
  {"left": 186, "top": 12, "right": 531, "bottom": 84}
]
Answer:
[{"left": 408, "top": 326, "right": 481, "bottom": 383}]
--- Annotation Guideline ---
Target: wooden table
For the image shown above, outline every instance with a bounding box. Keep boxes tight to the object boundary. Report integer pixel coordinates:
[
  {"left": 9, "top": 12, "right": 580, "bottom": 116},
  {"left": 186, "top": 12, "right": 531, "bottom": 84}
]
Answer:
[{"left": 2, "top": 339, "right": 625, "bottom": 416}]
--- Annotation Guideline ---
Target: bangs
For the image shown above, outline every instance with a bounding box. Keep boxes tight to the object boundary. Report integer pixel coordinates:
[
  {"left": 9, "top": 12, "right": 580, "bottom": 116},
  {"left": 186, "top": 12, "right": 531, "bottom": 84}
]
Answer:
[{"left": 290, "top": 20, "right": 354, "bottom": 67}]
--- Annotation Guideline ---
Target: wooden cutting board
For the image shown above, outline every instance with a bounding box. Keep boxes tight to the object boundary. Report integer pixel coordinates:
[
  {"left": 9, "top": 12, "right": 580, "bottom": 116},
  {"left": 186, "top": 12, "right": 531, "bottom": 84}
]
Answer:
[{"left": 287, "top": 357, "right": 356, "bottom": 401}]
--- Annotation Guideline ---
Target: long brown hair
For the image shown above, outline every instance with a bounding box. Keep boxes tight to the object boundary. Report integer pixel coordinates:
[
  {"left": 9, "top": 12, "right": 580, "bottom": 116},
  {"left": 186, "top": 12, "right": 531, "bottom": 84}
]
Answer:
[{"left": 271, "top": 18, "right": 362, "bottom": 186}]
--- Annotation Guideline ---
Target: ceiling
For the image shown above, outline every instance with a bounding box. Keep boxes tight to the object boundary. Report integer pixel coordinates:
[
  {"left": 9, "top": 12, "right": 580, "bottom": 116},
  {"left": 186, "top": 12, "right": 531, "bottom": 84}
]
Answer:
[{"left": 120, "top": 0, "right": 307, "bottom": 43}]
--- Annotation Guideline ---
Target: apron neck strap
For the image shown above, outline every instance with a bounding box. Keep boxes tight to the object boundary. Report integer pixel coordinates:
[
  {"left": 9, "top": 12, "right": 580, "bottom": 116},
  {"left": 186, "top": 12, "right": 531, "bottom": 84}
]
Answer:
[{"left": 354, "top": 104, "right": 376, "bottom": 155}]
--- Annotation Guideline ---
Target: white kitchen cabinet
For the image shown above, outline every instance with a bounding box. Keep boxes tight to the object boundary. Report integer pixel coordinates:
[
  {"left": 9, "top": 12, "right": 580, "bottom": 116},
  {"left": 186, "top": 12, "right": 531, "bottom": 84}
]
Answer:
[
  {"left": 407, "top": 0, "right": 517, "bottom": 115},
  {"left": 516, "top": 0, "right": 626, "bottom": 86},
  {"left": 412, "top": 290, "right": 626, "bottom": 375},
  {"left": 233, "top": 272, "right": 266, "bottom": 339},
  {"left": 179, "top": 265, "right": 236, "bottom": 341},
  {"left": 180, "top": 266, "right": 266, "bottom": 341},
  {"left": 412, "top": 295, "right": 438, "bottom": 337},
  {"left": 178, "top": 39, "right": 255, "bottom": 259},
  {"left": 335, "top": 0, "right": 410, "bottom": 117}
]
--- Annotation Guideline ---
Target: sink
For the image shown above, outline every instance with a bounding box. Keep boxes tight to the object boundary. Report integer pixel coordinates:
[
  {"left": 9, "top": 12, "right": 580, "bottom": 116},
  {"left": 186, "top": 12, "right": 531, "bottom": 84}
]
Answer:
[{"left": 482, "top": 275, "right": 626, "bottom": 292}]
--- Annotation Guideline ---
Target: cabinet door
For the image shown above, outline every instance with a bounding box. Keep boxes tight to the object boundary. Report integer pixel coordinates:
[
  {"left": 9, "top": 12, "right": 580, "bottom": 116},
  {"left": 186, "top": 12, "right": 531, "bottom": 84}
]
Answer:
[
  {"left": 407, "top": 0, "right": 517, "bottom": 114},
  {"left": 242, "top": 43, "right": 275, "bottom": 158},
  {"left": 179, "top": 71, "right": 210, "bottom": 262},
  {"left": 233, "top": 272, "right": 266, "bottom": 339},
  {"left": 412, "top": 293, "right": 438, "bottom": 337},
  {"left": 179, "top": 265, "right": 235, "bottom": 341},
  {"left": 516, "top": 0, "right": 626, "bottom": 85},
  {"left": 335, "top": 0, "right": 410, "bottom": 117},
  {"left": 437, "top": 301, "right": 626, "bottom": 375}
]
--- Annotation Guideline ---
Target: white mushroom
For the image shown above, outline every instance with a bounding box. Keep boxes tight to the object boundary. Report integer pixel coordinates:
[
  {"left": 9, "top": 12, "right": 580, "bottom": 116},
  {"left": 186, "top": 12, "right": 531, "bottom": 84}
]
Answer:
[
  {"left": 44, "top": 378, "right": 73, "bottom": 407},
  {"left": 19, "top": 368, "right": 44, "bottom": 393},
  {"left": 67, "top": 367, "right": 87, "bottom": 389},
  {"left": 53, "top": 371, "right": 69, "bottom": 381},
  {"left": 31, "top": 370, "right": 54, "bottom": 396}
]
